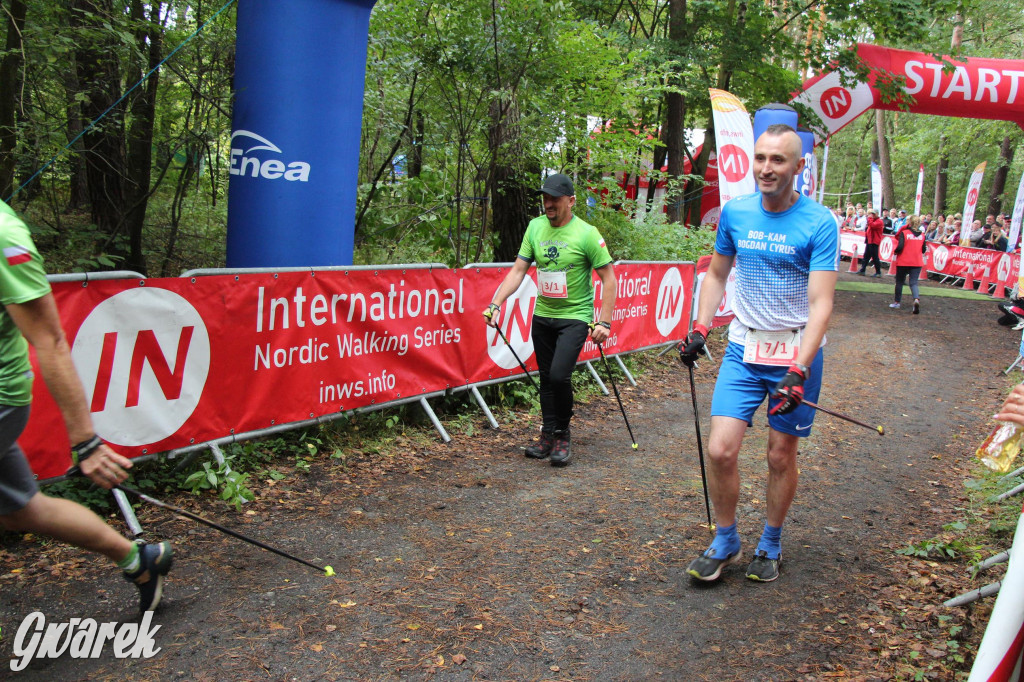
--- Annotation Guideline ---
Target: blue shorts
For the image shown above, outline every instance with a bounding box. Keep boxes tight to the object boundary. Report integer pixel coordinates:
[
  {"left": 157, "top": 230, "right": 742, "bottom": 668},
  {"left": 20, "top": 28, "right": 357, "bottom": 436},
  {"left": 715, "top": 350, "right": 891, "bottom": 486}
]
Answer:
[{"left": 710, "top": 342, "right": 824, "bottom": 438}]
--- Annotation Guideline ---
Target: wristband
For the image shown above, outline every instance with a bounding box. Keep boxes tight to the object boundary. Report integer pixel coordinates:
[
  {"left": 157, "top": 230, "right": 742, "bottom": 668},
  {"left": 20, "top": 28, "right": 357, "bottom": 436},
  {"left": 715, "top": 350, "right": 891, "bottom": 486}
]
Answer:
[
  {"left": 790, "top": 362, "right": 810, "bottom": 378},
  {"left": 596, "top": 321, "right": 611, "bottom": 330},
  {"left": 487, "top": 302, "right": 500, "bottom": 312},
  {"left": 692, "top": 323, "right": 709, "bottom": 338},
  {"left": 71, "top": 435, "right": 103, "bottom": 464}
]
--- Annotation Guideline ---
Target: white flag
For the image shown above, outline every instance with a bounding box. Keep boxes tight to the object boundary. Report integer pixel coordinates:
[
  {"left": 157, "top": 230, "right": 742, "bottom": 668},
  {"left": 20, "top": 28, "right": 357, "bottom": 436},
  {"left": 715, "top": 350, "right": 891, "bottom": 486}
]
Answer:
[
  {"left": 709, "top": 89, "right": 755, "bottom": 206},
  {"left": 914, "top": 164, "right": 924, "bottom": 215},
  {"left": 817, "top": 137, "right": 830, "bottom": 203},
  {"left": 871, "top": 162, "right": 881, "bottom": 211},
  {"left": 1010, "top": 172, "right": 1024, "bottom": 259},
  {"left": 961, "top": 161, "right": 987, "bottom": 246}
]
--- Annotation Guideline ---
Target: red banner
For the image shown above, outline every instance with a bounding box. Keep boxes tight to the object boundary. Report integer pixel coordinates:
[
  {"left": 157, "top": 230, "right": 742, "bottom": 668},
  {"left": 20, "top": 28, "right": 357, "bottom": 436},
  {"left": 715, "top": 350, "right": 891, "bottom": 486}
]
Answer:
[
  {"left": 840, "top": 229, "right": 1020, "bottom": 284},
  {"left": 22, "top": 263, "right": 694, "bottom": 480},
  {"left": 792, "top": 44, "right": 1024, "bottom": 141}
]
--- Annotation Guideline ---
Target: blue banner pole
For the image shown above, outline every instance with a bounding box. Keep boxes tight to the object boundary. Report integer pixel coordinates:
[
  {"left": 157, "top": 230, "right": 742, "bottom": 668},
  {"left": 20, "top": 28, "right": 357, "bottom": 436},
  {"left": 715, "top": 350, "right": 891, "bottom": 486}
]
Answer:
[{"left": 227, "top": 0, "right": 377, "bottom": 267}]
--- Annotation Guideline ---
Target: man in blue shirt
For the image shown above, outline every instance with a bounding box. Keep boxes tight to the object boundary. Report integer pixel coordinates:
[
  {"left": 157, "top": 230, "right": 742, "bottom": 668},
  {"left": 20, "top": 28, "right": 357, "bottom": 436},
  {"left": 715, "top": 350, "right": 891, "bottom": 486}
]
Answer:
[{"left": 678, "top": 124, "right": 840, "bottom": 583}]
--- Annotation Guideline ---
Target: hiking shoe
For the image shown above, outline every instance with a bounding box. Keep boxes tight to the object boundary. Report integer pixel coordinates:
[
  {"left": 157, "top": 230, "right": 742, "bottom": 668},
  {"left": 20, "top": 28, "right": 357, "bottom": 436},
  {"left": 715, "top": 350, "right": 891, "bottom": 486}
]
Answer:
[
  {"left": 525, "top": 432, "right": 554, "bottom": 459},
  {"left": 686, "top": 547, "right": 742, "bottom": 582},
  {"left": 745, "top": 550, "right": 780, "bottom": 582},
  {"left": 871, "top": 273, "right": 881, "bottom": 278},
  {"left": 124, "top": 540, "right": 173, "bottom": 613},
  {"left": 888, "top": 302, "right": 901, "bottom": 309},
  {"left": 549, "top": 430, "right": 571, "bottom": 467},
  {"left": 913, "top": 299, "right": 920, "bottom": 315}
]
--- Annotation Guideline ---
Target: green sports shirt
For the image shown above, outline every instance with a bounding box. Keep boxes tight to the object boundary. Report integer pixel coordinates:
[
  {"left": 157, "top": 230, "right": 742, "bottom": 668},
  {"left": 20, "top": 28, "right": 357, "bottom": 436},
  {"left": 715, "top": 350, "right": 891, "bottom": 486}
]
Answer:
[
  {"left": 0, "top": 201, "right": 50, "bottom": 406},
  {"left": 517, "top": 214, "right": 613, "bottom": 323}
]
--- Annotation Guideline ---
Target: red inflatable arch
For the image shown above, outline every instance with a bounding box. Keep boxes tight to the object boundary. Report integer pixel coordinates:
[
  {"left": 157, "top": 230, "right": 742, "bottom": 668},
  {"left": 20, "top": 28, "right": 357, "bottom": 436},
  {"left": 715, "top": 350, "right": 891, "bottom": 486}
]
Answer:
[{"left": 791, "top": 43, "right": 1024, "bottom": 139}]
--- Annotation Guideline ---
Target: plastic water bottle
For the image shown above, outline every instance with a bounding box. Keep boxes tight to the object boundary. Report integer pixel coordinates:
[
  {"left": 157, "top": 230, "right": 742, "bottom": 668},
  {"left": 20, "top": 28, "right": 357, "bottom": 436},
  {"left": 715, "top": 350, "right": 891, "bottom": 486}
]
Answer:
[{"left": 976, "top": 422, "right": 1024, "bottom": 473}]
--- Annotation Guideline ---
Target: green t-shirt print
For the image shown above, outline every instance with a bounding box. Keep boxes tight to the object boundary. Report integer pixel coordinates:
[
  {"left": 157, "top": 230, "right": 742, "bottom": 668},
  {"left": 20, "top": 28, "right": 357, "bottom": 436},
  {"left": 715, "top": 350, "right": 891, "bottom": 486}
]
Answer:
[{"left": 517, "top": 215, "right": 613, "bottom": 323}]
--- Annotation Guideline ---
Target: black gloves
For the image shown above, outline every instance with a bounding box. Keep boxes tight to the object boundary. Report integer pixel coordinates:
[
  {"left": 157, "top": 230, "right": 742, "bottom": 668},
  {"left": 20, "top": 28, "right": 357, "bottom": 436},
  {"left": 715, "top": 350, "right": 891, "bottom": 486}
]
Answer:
[
  {"left": 677, "top": 324, "right": 708, "bottom": 367},
  {"left": 769, "top": 364, "right": 808, "bottom": 415}
]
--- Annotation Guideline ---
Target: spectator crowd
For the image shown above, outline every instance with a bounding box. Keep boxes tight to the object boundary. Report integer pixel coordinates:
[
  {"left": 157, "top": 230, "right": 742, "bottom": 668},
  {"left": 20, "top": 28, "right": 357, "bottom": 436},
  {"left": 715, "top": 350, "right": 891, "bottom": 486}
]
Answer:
[{"left": 835, "top": 202, "right": 1019, "bottom": 253}]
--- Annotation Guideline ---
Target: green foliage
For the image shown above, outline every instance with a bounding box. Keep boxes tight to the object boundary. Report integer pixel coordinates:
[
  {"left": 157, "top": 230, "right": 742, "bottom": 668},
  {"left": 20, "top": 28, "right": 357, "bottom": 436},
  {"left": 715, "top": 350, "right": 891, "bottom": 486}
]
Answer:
[
  {"left": 182, "top": 459, "right": 254, "bottom": 511},
  {"left": 587, "top": 202, "right": 717, "bottom": 263},
  {"left": 44, "top": 476, "right": 117, "bottom": 513}
]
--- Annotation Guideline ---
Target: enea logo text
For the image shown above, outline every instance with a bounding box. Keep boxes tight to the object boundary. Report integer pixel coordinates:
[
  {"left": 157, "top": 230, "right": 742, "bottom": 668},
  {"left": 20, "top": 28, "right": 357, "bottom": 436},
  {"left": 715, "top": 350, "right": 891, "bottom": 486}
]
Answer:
[{"left": 229, "top": 130, "right": 311, "bottom": 182}]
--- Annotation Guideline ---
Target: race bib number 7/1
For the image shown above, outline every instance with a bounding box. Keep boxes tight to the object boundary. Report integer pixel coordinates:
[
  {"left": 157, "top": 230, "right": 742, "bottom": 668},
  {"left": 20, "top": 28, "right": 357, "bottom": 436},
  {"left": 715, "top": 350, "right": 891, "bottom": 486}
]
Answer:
[
  {"left": 743, "top": 329, "right": 801, "bottom": 366},
  {"left": 537, "top": 270, "right": 568, "bottom": 298}
]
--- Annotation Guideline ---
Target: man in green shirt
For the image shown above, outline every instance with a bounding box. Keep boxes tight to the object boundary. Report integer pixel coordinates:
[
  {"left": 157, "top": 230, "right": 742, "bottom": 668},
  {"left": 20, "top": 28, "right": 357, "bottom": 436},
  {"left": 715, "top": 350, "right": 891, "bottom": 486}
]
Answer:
[
  {"left": 0, "top": 201, "right": 172, "bottom": 613},
  {"left": 484, "top": 174, "right": 617, "bottom": 466}
]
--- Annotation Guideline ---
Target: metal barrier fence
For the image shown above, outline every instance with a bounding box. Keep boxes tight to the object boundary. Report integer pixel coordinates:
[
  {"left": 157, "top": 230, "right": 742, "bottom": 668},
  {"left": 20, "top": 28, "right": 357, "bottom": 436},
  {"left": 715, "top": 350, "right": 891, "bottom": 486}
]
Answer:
[{"left": 42, "top": 262, "right": 692, "bottom": 534}]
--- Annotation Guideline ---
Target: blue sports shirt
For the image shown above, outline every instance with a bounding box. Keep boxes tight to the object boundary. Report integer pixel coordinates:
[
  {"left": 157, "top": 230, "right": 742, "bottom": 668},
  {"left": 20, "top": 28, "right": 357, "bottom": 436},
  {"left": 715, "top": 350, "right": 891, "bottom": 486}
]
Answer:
[{"left": 714, "top": 192, "right": 840, "bottom": 344}]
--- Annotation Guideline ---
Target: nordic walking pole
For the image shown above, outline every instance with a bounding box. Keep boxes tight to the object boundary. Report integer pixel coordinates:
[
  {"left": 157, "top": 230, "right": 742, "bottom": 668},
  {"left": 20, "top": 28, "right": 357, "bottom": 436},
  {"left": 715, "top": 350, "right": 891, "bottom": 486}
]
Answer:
[
  {"left": 115, "top": 484, "right": 336, "bottom": 577},
  {"left": 595, "top": 342, "right": 638, "bottom": 450},
  {"left": 484, "top": 308, "right": 539, "bottom": 393},
  {"left": 801, "top": 398, "right": 885, "bottom": 436},
  {"left": 686, "top": 363, "right": 714, "bottom": 536}
]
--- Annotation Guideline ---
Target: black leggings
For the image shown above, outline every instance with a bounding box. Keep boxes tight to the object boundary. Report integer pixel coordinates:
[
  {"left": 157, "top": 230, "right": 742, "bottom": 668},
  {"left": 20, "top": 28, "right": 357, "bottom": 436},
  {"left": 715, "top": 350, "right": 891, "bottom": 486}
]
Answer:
[
  {"left": 859, "top": 243, "right": 882, "bottom": 274},
  {"left": 531, "top": 316, "right": 590, "bottom": 433}
]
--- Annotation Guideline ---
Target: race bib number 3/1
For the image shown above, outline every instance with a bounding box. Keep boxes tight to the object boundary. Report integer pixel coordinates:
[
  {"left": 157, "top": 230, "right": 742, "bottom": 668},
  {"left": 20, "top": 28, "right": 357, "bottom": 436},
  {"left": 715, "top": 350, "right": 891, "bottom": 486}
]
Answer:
[
  {"left": 743, "top": 329, "right": 802, "bottom": 366},
  {"left": 537, "top": 269, "right": 568, "bottom": 298}
]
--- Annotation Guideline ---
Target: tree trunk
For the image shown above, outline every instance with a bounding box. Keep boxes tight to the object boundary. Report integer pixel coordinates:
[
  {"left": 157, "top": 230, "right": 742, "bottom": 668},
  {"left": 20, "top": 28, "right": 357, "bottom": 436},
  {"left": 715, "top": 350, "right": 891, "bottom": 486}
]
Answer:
[
  {"left": 875, "top": 109, "right": 895, "bottom": 211},
  {"left": 122, "top": 0, "right": 164, "bottom": 275},
  {"left": 645, "top": 123, "right": 668, "bottom": 215},
  {"left": 64, "top": 63, "right": 89, "bottom": 211},
  {"left": 987, "top": 135, "right": 1014, "bottom": 217},
  {"left": 408, "top": 111, "right": 424, "bottom": 178},
  {"left": 490, "top": 98, "right": 534, "bottom": 263},
  {"left": 71, "top": 0, "right": 127, "bottom": 260},
  {"left": 0, "top": 0, "right": 27, "bottom": 200},
  {"left": 687, "top": 117, "right": 713, "bottom": 226},
  {"left": 663, "top": 0, "right": 686, "bottom": 225},
  {"left": 933, "top": 134, "right": 948, "bottom": 216}
]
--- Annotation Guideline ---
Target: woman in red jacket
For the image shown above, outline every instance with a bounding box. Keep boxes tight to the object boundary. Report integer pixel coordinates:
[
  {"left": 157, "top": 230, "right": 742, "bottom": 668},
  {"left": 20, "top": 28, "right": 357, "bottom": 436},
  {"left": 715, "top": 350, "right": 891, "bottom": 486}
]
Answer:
[
  {"left": 858, "top": 208, "right": 884, "bottom": 276},
  {"left": 889, "top": 215, "right": 928, "bottom": 314}
]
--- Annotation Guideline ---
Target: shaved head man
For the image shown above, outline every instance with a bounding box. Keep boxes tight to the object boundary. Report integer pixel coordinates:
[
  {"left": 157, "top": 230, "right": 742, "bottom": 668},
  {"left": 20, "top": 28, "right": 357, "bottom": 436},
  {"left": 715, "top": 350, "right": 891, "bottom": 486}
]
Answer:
[{"left": 678, "top": 123, "right": 840, "bottom": 584}]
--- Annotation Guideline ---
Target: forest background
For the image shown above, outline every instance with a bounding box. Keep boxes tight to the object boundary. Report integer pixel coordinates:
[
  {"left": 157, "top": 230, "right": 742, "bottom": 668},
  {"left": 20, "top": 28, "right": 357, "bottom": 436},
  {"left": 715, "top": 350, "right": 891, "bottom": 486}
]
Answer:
[{"left": 1, "top": 0, "right": 1022, "bottom": 277}]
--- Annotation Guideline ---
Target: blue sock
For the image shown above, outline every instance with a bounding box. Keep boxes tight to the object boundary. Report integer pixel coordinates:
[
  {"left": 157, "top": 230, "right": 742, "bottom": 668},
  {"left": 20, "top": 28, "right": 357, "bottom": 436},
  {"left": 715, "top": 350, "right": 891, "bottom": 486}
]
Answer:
[
  {"left": 706, "top": 522, "right": 741, "bottom": 558},
  {"left": 756, "top": 523, "right": 782, "bottom": 559}
]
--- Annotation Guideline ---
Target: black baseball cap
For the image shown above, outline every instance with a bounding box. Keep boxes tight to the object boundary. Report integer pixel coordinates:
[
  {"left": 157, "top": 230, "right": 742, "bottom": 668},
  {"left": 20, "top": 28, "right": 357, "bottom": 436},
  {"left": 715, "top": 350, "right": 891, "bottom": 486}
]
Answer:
[{"left": 538, "top": 173, "right": 574, "bottom": 197}]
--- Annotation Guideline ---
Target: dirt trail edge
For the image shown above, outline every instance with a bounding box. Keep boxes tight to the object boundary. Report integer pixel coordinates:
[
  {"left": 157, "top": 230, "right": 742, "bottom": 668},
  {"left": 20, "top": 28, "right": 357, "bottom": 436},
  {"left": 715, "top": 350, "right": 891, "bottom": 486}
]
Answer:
[{"left": 0, "top": 272, "right": 1015, "bottom": 681}]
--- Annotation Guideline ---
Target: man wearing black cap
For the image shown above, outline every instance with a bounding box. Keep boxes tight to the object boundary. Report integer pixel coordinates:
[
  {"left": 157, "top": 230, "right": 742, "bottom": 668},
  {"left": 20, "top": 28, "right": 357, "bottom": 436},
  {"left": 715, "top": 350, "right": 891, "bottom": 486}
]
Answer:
[{"left": 484, "top": 173, "right": 617, "bottom": 466}]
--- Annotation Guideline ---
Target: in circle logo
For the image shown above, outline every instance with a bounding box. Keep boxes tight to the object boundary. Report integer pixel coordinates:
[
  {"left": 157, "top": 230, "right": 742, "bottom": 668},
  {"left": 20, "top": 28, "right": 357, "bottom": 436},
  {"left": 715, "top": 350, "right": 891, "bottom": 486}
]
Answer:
[
  {"left": 655, "top": 268, "right": 685, "bottom": 336},
  {"left": 819, "top": 87, "right": 852, "bottom": 119},
  {"left": 72, "top": 288, "right": 211, "bottom": 447},
  {"left": 880, "top": 238, "right": 894, "bottom": 261},
  {"left": 931, "top": 245, "right": 949, "bottom": 271},
  {"left": 718, "top": 145, "right": 750, "bottom": 184},
  {"left": 967, "top": 188, "right": 978, "bottom": 207},
  {"left": 486, "top": 277, "right": 537, "bottom": 370},
  {"left": 998, "top": 254, "right": 1012, "bottom": 282}
]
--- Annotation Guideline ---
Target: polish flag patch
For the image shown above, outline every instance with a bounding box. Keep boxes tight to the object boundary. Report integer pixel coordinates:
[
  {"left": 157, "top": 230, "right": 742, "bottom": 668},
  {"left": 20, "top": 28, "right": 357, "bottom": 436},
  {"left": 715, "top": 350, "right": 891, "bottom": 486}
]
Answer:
[
  {"left": 598, "top": 238, "right": 606, "bottom": 248},
  {"left": 4, "top": 245, "right": 32, "bottom": 266}
]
